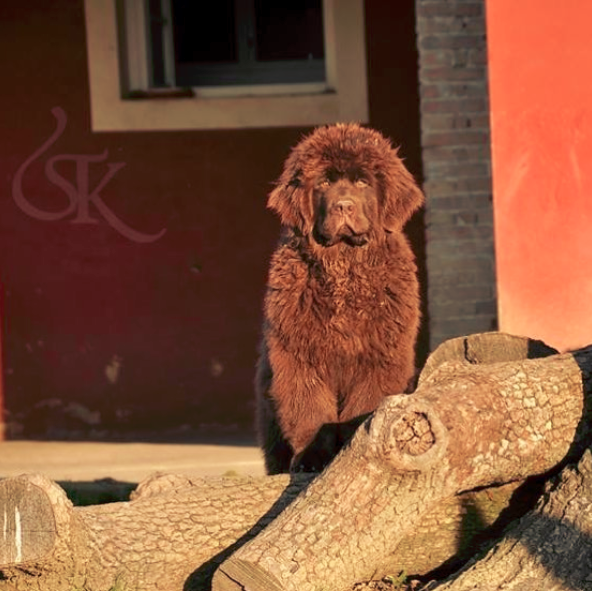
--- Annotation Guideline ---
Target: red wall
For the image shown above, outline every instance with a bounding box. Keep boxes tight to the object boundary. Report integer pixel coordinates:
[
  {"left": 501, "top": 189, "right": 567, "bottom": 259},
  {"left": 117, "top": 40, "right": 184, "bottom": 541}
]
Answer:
[
  {"left": 487, "top": 0, "right": 592, "bottom": 352},
  {"left": 0, "top": 0, "right": 424, "bottom": 439},
  {"left": 0, "top": 281, "right": 3, "bottom": 441}
]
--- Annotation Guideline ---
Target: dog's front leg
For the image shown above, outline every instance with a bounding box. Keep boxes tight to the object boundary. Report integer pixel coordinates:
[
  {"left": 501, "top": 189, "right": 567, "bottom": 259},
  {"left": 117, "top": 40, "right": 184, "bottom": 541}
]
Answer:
[{"left": 270, "top": 360, "right": 339, "bottom": 473}]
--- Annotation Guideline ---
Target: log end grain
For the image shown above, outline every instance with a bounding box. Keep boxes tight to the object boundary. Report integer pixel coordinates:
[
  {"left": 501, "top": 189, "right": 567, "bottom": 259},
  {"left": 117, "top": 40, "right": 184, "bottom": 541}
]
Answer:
[
  {"left": 213, "top": 557, "right": 285, "bottom": 591},
  {"left": 0, "top": 475, "right": 60, "bottom": 565}
]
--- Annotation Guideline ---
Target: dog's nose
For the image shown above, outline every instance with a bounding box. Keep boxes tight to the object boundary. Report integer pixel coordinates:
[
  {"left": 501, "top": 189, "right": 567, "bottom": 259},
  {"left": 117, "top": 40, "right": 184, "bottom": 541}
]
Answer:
[{"left": 333, "top": 200, "right": 356, "bottom": 215}]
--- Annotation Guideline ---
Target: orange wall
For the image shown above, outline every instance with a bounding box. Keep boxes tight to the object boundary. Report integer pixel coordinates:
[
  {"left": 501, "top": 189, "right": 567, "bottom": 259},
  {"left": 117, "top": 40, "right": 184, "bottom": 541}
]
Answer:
[
  {"left": 0, "top": 1, "right": 424, "bottom": 438},
  {"left": 487, "top": 0, "right": 592, "bottom": 351}
]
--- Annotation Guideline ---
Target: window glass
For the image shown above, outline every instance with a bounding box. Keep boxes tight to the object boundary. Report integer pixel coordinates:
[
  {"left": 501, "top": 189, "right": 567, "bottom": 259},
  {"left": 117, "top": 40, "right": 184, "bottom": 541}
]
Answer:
[
  {"left": 167, "top": 0, "right": 324, "bottom": 86},
  {"left": 171, "top": 0, "right": 237, "bottom": 65},
  {"left": 255, "top": 0, "right": 324, "bottom": 62}
]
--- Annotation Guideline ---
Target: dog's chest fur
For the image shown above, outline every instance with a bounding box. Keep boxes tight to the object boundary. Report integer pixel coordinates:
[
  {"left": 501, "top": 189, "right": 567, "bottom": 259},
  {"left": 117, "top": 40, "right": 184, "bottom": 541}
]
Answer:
[
  {"left": 265, "top": 240, "right": 406, "bottom": 365},
  {"left": 309, "top": 258, "right": 387, "bottom": 329}
]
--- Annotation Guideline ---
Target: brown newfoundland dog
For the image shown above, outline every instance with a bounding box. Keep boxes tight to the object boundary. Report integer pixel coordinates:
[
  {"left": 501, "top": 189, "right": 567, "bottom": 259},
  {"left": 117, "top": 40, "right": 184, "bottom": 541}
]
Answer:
[{"left": 256, "top": 123, "right": 424, "bottom": 474}]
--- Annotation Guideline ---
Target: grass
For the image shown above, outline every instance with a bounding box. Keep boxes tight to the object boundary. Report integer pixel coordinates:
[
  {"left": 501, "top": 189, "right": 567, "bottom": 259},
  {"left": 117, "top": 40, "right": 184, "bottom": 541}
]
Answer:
[
  {"left": 71, "top": 573, "right": 129, "bottom": 591},
  {"left": 384, "top": 571, "right": 408, "bottom": 589}
]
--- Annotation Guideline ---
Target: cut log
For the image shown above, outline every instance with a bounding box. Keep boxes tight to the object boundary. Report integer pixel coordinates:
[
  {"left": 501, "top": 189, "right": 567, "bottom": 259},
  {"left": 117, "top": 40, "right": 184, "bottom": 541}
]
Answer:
[
  {"left": 424, "top": 448, "right": 592, "bottom": 591},
  {"left": 418, "top": 332, "right": 558, "bottom": 384},
  {"left": 0, "top": 472, "right": 310, "bottom": 591},
  {"left": 0, "top": 471, "right": 526, "bottom": 591},
  {"left": 213, "top": 336, "right": 592, "bottom": 591}
]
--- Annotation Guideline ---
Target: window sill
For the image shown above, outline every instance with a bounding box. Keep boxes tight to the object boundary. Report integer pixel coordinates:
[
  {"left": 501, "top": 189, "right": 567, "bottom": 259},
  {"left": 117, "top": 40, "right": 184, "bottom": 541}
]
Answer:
[{"left": 91, "top": 90, "right": 358, "bottom": 132}]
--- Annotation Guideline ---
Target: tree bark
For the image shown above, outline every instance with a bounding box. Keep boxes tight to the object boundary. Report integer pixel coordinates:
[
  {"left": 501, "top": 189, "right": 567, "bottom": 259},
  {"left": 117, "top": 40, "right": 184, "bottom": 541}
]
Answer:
[
  {"left": 0, "top": 470, "right": 524, "bottom": 591},
  {"left": 0, "top": 472, "right": 310, "bottom": 591},
  {"left": 424, "top": 448, "right": 592, "bottom": 591},
  {"left": 213, "top": 336, "right": 592, "bottom": 591},
  {"left": 1, "top": 333, "right": 591, "bottom": 591}
]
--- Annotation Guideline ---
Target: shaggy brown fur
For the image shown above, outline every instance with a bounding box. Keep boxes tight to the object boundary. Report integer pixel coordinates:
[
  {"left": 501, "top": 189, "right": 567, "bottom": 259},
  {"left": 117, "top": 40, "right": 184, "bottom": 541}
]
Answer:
[{"left": 256, "top": 123, "right": 424, "bottom": 474}]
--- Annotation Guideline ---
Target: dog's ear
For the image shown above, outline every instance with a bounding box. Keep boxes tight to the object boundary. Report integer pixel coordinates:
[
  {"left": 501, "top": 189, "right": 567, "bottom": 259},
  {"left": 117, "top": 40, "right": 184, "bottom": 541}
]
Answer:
[
  {"left": 267, "top": 174, "right": 301, "bottom": 228},
  {"left": 267, "top": 159, "right": 314, "bottom": 235},
  {"left": 380, "top": 153, "right": 425, "bottom": 233}
]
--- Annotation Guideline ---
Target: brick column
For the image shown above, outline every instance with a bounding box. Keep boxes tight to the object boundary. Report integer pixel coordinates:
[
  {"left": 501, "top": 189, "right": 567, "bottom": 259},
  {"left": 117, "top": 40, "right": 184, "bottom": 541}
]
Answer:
[{"left": 415, "top": 0, "right": 497, "bottom": 350}]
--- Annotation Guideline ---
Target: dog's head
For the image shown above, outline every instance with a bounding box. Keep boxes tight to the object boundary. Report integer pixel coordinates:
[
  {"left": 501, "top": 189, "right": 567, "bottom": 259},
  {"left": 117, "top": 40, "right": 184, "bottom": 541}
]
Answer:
[{"left": 268, "top": 123, "right": 424, "bottom": 246}]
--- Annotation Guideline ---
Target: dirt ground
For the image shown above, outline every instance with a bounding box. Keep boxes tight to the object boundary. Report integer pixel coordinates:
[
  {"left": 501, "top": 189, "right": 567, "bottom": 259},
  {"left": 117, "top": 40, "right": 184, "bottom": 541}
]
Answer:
[{"left": 353, "top": 577, "right": 425, "bottom": 591}]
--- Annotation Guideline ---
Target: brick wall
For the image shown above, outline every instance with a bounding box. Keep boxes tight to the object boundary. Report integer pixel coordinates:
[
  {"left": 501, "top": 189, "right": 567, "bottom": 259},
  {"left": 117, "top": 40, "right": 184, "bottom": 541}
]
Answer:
[{"left": 415, "top": 0, "right": 497, "bottom": 350}]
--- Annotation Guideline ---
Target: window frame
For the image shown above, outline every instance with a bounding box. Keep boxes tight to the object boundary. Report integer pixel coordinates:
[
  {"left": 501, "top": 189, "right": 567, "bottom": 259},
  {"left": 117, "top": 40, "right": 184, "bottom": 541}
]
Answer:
[{"left": 84, "top": 0, "right": 369, "bottom": 131}]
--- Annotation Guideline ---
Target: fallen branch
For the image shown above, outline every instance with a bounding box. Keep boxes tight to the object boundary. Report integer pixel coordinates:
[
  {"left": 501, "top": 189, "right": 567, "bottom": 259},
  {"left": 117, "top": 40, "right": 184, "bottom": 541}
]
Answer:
[
  {"left": 424, "top": 448, "right": 592, "bottom": 591},
  {"left": 213, "top": 335, "right": 592, "bottom": 591}
]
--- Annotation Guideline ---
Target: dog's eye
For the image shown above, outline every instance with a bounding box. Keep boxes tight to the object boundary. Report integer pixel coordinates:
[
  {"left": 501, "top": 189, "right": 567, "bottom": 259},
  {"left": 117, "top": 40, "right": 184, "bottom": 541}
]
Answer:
[{"left": 355, "top": 178, "right": 369, "bottom": 188}]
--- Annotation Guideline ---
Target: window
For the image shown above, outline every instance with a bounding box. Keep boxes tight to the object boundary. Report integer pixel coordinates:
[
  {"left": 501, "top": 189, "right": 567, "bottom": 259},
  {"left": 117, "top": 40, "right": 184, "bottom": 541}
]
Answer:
[
  {"left": 169, "top": 0, "right": 326, "bottom": 88},
  {"left": 84, "top": 0, "right": 368, "bottom": 130}
]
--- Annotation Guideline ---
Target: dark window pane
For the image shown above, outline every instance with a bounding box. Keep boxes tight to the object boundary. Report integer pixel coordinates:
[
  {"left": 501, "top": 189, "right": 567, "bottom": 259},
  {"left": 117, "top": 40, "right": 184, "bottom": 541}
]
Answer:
[
  {"left": 148, "top": 0, "right": 167, "bottom": 86},
  {"left": 172, "top": 0, "right": 237, "bottom": 64},
  {"left": 254, "top": 0, "right": 324, "bottom": 62}
]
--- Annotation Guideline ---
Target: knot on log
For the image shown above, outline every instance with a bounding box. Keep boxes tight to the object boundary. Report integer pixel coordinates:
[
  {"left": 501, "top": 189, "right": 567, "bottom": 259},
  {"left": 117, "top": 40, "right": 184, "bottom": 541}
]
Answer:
[
  {"left": 368, "top": 397, "right": 449, "bottom": 471},
  {"left": 394, "top": 411, "right": 436, "bottom": 455}
]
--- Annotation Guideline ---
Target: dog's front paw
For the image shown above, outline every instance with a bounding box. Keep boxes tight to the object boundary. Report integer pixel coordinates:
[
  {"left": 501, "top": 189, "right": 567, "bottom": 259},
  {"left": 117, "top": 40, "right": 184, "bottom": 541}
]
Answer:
[
  {"left": 289, "top": 429, "right": 338, "bottom": 473},
  {"left": 290, "top": 447, "right": 331, "bottom": 473}
]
